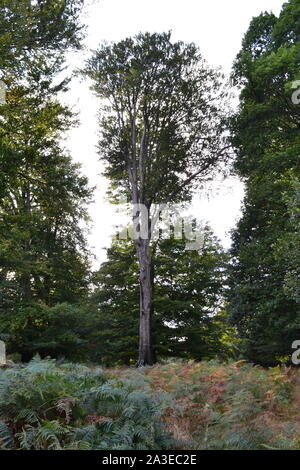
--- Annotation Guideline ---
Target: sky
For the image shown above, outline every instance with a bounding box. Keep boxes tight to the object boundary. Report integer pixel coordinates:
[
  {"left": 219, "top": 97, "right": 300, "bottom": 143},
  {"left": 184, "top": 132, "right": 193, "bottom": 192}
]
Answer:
[{"left": 64, "top": 0, "right": 285, "bottom": 266}]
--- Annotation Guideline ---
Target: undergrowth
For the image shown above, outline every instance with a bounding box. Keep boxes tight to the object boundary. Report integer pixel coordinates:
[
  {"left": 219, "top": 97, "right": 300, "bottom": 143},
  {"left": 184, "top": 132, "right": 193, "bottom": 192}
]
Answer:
[
  {"left": 0, "top": 356, "right": 173, "bottom": 450},
  {"left": 144, "top": 360, "right": 300, "bottom": 450},
  {"left": 1, "top": 357, "right": 300, "bottom": 450}
]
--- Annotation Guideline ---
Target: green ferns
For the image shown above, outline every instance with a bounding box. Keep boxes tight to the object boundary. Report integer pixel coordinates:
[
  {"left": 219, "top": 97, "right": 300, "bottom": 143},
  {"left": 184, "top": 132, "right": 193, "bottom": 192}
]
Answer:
[
  {"left": 3, "top": 358, "right": 300, "bottom": 450},
  {"left": 0, "top": 357, "right": 173, "bottom": 450}
]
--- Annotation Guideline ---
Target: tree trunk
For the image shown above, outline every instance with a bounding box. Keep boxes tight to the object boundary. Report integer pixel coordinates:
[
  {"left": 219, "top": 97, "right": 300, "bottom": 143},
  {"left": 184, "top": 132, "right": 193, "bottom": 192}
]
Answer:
[
  {"left": 136, "top": 237, "right": 154, "bottom": 366},
  {"left": 150, "top": 258, "right": 157, "bottom": 363}
]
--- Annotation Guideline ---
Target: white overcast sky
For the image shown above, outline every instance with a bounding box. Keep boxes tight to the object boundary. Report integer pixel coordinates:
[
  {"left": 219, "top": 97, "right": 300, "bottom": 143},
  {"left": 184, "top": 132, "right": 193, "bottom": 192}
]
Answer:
[{"left": 63, "top": 0, "right": 284, "bottom": 266}]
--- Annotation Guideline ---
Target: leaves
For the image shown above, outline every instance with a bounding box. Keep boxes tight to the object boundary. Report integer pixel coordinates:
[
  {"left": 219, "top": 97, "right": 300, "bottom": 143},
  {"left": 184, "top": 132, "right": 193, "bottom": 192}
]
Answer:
[
  {"left": 228, "top": 0, "right": 300, "bottom": 365},
  {"left": 89, "top": 224, "right": 234, "bottom": 365}
]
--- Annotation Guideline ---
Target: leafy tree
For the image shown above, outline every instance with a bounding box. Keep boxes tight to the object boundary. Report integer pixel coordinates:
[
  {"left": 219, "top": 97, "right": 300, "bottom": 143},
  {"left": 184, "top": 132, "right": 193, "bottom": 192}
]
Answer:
[
  {"left": 90, "top": 240, "right": 140, "bottom": 365},
  {"left": 84, "top": 32, "right": 230, "bottom": 365},
  {"left": 0, "top": 73, "right": 92, "bottom": 301},
  {"left": 90, "top": 224, "right": 234, "bottom": 366},
  {"left": 228, "top": 0, "right": 300, "bottom": 365},
  {"left": 0, "top": 0, "right": 92, "bottom": 360}
]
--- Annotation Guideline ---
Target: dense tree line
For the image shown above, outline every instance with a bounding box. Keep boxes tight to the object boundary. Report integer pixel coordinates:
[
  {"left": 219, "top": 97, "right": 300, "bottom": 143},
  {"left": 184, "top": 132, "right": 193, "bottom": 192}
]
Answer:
[{"left": 0, "top": 0, "right": 299, "bottom": 367}]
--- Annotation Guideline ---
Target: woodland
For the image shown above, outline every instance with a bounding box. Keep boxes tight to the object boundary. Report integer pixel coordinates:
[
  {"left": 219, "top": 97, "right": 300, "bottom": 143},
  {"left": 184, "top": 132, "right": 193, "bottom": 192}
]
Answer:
[{"left": 0, "top": 0, "right": 299, "bottom": 451}]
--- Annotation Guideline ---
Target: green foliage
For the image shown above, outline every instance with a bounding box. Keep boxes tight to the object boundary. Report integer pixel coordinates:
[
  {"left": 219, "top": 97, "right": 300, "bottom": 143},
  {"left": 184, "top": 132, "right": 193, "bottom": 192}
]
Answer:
[
  {"left": 89, "top": 240, "right": 140, "bottom": 365},
  {"left": 153, "top": 229, "right": 233, "bottom": 362},
  {"left": 0, "top": 302, "right": 94, "bottom": 362},
  {"left": 0, "top": 421, "right": 14, "bottom": 449},
  {"left": 83, "top": 31, "right": 231, "bottom": 365},
  {"left": 275, "top": 178, "right": 300, "bottom": 303},
  {"left": 0, "top": 46, "right": 92, "bottom": 308},
  {"left": 0, "top": 357, "right": 173, "bottom": 450},
  {"left": 2, "top": 358, "right": 300, "bottom": 451},
  {"left": 0, "top": 0, "right": 92, "bottom": 362},
  {"left": 90, "top": 224, "right": 237, "bottom": 365},
  {"left": 228, "top": 0, "right": 300, "bottom": 365},
  {"left": 83, "top": 31, "right": 230, "bottom": 205},
  {"left": 0, "top": 0, "right": 85, "bottom": 71}
]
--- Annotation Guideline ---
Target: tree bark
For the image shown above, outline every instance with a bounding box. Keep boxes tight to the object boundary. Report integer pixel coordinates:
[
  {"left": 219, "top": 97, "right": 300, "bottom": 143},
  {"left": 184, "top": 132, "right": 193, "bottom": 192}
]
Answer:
[
  {"left": 136, "top": 237, "right": 154, "bottom": 366},
  {"left": 127, "top": 111, "right": 155, "bottom": 366}
]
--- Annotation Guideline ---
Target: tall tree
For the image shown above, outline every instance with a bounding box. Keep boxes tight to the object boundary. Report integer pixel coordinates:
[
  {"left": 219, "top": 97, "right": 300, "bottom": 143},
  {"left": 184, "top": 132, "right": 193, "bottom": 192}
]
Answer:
[
  {"left": 84, "top": 32, "right": 230, "bottom": 365},
  {"left": 0, "top": 63, "right": 92, "bottom": 306},
  {"left": 0, "top": 0, "right": 92, "bottom": 359},
  {"left": 228, "top": 0, "right": 300, "bottom": 365}
]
